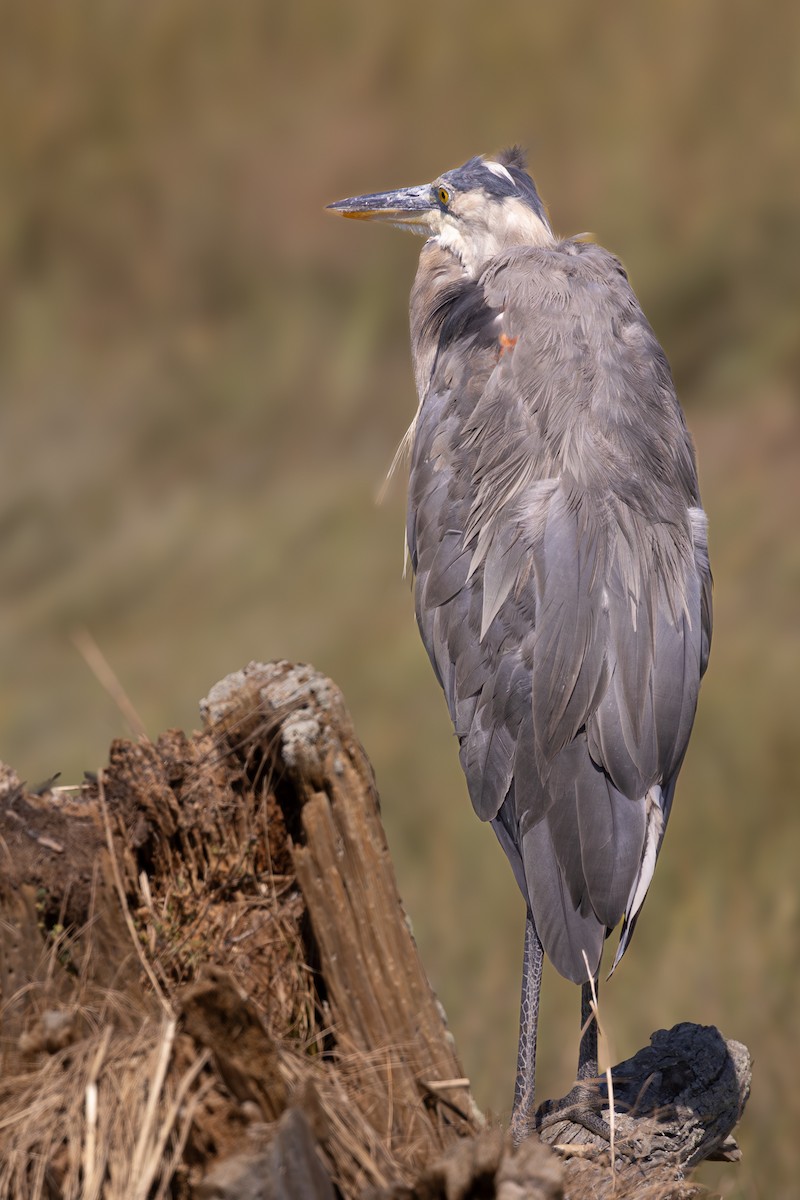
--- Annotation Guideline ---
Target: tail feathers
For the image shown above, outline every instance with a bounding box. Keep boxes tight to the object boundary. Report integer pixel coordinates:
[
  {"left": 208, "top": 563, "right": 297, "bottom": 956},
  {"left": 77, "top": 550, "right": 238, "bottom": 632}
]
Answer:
[
  {"left": 522, "top": 817, "right": 605, "bottom": 985},
  {"left": 608, "top": 786, "right": 666, "bottom": 976}
]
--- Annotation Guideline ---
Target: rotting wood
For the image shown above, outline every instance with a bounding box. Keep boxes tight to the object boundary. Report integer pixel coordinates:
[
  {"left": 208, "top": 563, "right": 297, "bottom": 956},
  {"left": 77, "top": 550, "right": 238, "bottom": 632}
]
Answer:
[
  {"left": 180, "top": 967, "right": 287, "bottom": 1122},
  {"left": 0, "top": 660, "right": 750, "bottom": 1199},
  {"left": 200, "top": 661, "right": 480, "bottom": 1145},
  {"left": 195, "top": 1107, "right": 336, "bottom": 1200},
  {"left": 0, "top": 661, "right": 482, "bottom": 1197}
]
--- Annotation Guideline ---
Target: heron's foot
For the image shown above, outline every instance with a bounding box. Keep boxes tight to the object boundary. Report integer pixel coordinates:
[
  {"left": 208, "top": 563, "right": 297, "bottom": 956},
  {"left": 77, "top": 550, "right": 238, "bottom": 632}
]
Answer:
[{"left": 535, "top": 1079, "right": 613, "bottom": 1144}]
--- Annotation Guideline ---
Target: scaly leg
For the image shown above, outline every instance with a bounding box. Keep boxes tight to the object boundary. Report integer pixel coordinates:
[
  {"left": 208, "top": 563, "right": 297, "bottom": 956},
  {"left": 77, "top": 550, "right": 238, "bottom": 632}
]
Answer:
[
  {"left": 510, "top": 909, "right": 543, "bottom": 1144},
  {"left": 577, "top": 978, "right": 599, "bottom": 1080}
]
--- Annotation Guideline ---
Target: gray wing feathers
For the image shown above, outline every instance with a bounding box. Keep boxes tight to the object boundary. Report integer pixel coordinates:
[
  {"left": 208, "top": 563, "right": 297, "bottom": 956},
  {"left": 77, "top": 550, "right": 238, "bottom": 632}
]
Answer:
[
  {"left": 408, "top": 236, "right": 710, "bottom": 982},
  {"left": 690, "top": 505, "right": 713, "bottom": 676},
  {"left": 480, "top": 522, "right": 529, "bottom": 637},
  {"left": 462, "top": 688, "right": 517, "bottom": 821},
  {"left": 532, "top": 489, "right": 609, "bottom": 762},
  {"left": 423, "top": 529, "right": 472, "bottom": 608}
]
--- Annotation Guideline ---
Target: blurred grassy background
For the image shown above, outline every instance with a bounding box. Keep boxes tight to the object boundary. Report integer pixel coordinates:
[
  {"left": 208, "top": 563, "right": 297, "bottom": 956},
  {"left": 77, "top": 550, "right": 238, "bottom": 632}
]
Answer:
[{"left": 1, "top": 1, "right": 798, "bottom": 1194}]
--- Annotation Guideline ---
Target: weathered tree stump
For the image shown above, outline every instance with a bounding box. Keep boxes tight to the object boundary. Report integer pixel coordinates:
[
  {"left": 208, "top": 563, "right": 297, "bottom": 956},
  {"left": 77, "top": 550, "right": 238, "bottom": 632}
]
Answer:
[
  {"left": 197, "top": 659, "right": 483, "bottom": 1197},
  {"left": 0, "top": 660, "right": 750, "bottom": 1199},
  {"left": 0, "top": 661, "right": 480, "bottom": 1197},
  {"left": 200, "top": 662, "right": 478, "bottom": 1139}
]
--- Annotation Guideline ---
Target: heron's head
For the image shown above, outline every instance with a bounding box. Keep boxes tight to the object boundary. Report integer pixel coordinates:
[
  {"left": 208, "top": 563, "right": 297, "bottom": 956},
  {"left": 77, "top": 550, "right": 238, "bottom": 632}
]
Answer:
[{"left": 327, "top": 147, "right": 554, "bottom": 277}]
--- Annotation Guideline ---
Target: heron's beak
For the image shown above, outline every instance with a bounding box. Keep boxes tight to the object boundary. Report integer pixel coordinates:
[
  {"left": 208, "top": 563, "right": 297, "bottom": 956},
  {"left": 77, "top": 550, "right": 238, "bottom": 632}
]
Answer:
[{"left": 326, "top": 185, "right": 434, "bottom": 232}]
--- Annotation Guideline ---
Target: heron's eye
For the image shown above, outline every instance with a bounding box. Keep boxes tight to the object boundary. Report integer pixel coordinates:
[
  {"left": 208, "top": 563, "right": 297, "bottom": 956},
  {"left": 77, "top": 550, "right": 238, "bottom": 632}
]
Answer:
[{"left": 438, "top": 186, "right": 450, "bottom": 206}]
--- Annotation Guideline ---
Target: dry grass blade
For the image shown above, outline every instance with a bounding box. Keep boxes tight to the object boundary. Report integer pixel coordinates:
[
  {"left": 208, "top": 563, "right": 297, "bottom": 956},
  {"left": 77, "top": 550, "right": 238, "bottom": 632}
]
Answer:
[
  {"left": 72, "top": 628, "right": 149, "bottom": 742},
  {"left": 152, "top": 1068, "right": 215, "bottom": 1200},
  {"left": 82, "top": 1025, "right": 113, "bottom": 1200},
  {"left": 582, "top": 949, "right": 616, "bottom": 1191},
  {"left": 148, "top": 1048, "right": 210, "bottom": 1179},
  {"left": 128, "top": 1018, "right": 177, "bottom": 1200}
]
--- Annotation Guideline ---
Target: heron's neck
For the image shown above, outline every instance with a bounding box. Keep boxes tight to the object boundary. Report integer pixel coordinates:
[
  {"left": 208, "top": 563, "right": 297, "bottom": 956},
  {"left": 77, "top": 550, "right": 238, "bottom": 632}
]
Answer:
[
  {"left": 382, "top": 244, "right": 465, "bottom": 505},
  {"left": 409, "top": 241, "right": 468, "bottom": 400},
  {"left": 435, "top": 198, "right": 554, "bottom": 278}
]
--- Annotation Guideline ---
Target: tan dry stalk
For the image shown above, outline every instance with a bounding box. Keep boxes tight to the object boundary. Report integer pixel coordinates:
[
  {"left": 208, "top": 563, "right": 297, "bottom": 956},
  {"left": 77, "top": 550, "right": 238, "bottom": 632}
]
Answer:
[
  {"left": 82, "top": 1024, "right": 112, "bottom": 1200},
  {"left": 128, "top": 1018, "right": 177, "bottom": 1199},
  {"left": 72, "top": 628, "right": 149, "bottom": 742}
]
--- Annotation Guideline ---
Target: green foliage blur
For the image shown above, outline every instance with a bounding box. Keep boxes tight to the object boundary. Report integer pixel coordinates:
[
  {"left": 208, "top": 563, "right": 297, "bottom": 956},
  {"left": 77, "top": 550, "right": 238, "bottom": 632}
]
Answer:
[{"left": 1, "top": 2, "right": 798, "bottom": 1194}]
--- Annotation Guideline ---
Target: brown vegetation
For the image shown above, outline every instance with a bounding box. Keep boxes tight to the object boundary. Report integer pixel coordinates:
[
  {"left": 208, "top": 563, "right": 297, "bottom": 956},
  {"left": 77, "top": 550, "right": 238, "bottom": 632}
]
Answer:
[
  {"left": 0, "top": 663, "right": 749, "bottom": 1198},
  {"left": 0, "top": 663, "right": 471, "bottom": 1196}
]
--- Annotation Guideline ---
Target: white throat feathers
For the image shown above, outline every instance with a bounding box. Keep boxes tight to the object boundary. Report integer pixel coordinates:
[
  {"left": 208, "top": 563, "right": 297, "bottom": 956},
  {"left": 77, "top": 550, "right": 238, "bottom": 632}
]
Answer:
[{"left": 434, "top": 193, "right": 555, "bottom": 278}]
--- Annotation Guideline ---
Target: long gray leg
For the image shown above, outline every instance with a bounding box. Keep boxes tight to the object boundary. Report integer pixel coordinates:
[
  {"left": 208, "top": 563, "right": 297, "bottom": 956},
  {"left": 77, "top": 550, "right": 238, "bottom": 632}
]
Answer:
[
  {"left": 577, "top": 978, "right": 599, "bottom": 1080},
  {"left": 510, "top": 908, "right": 543, "bottom": 1144}
]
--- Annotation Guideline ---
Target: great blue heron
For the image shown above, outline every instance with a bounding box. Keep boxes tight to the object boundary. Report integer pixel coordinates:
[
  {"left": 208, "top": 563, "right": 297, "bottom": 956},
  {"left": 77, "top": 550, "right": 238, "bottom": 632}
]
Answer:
[{"left": 328, "top": 148, "right": 711, "bottom": 1142}]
